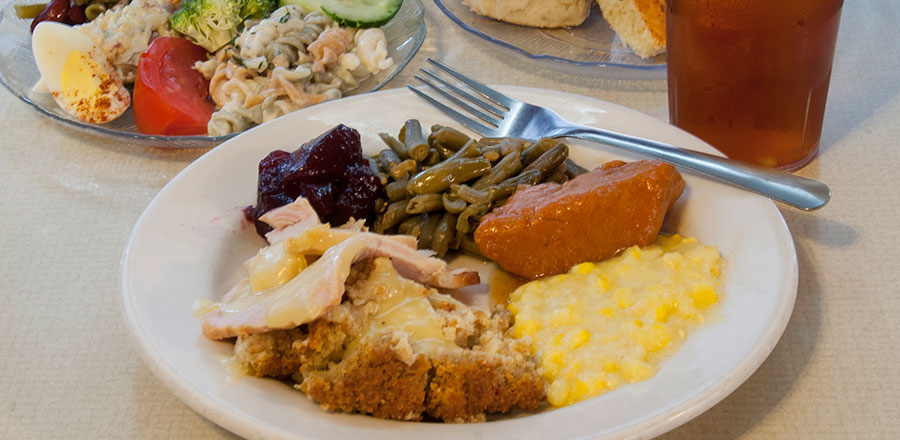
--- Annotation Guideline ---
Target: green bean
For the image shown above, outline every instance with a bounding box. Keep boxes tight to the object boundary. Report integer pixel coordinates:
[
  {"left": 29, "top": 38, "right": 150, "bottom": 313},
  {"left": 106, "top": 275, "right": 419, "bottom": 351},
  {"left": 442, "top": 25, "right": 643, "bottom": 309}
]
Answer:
[
  {"left": 479, "top": 145, "right": 501, "bottom": 162},
  {"left": 547, "top": 162, "right": 569, "bottom": 183},
  {"left": 433, "top": 212, "right": 458, "bottom": 257},
  {"left": 442, "top": 193, "right": 467, "bottom": 214},
  {"left": 367, "top": 157, "right": 380, "bottom": 174},
  {"left": 498, "top": 137, "right": 528, "bottom": 156},
  {"left": 544, "top": 162, "right": 569, "bottom": 183},
  {"left": 385, "top": 178, "right": 409, "bottom": 201},
  {"left": 432, "top": 142, "right": 455, "bottom": 160},
  {"left": 417, "top": 213, "right": 441, "bottom": 250},
  {"left": 14, "top": 3, "right": 46, "bottom": 18},
  {"left": 424, "top": 148, "right": 441, "bottom": 166},
  {"left": 406, "top": 193, "right": 443, "bottom": 214},
  {"left": 471, "top": 150, "right": 523, "bottom": 190},
  {"left": 378, "top": 132, "right": 408, "bottom": 159},
  {"left": 84, "top": 2, "right": 106, "bottom": 20},
  {"left": 374, "top": 200, "right": 411, "bottom": 233},
  {"left": 475, "top": 137, "right": 506, "bottom": 147},
  {"left": 407, "top": 214, "right": 429, "bottom": 239},
  {"left": 488, "top": 169, "right": 543, "bottom": 201},
  {"left": 428, "top": 126, "right": 471, "bottom": 151},
  {"left": 459, "top": 235, "right": 484, "bottom": 257},
  {"left": 397, "top": 215, "right": 420, "bottom": 235},
  {"left": 374, "top": 197, "right": 388, "bottom": 214},
  {"left": 566, "top": 159, "right": 589, "bottom": 177},
  {"left": 520, "top": 138, "right": 563, "bottom": 166},
  {"left": 446, "top": 139, "right": 482, "bottom": 161},
  {"left": 457, "top": 202, "right": 489, "bottom": 237},
  {"left": 367, "top": 157, "right": 388, "bottom": 185},
  {"left": 406, "top": 157, "right": 491, "bottom": 195},
  {"left": 402, "top": 120, "right": 430, "bottom": 162},
  {"left": 451, "top": 184, "right": 490, "bottom": 205},
  {"left": 378, "top": 149, "right": 401, "bottom": 173},
  {"left": 522, "top": 143, "right": 569, "bottom": 178},
  {"left": 392, "top": 159, "right": 417, "bottom": 180}
]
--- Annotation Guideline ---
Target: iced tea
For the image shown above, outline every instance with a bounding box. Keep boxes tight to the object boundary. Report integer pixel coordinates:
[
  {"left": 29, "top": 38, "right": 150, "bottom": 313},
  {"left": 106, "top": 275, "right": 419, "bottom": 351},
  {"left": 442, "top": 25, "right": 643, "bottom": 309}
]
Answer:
[{"left": 666, "top": 0, "right": 842, "bottom": 170}]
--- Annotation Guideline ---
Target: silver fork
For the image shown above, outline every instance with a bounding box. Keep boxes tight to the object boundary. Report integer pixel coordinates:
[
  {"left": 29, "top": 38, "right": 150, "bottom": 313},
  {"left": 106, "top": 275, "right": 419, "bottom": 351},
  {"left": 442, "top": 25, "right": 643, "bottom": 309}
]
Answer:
[{"left": 408, "top": 58, "right": 830, "bottom": 211}]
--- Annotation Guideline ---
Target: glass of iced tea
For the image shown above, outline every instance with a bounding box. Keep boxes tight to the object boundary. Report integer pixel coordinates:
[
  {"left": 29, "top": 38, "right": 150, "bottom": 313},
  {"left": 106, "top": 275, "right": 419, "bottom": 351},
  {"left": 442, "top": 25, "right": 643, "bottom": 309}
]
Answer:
[{"left": 666, "top": 0, "right": 843, "bottom": 171}]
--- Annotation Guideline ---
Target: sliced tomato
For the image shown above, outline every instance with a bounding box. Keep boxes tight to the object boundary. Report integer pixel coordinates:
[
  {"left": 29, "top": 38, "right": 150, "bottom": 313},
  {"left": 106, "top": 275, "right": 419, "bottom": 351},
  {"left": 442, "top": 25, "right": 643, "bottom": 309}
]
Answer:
[{"left": 134, "top": 37, "right": 214, "bottom": 136}]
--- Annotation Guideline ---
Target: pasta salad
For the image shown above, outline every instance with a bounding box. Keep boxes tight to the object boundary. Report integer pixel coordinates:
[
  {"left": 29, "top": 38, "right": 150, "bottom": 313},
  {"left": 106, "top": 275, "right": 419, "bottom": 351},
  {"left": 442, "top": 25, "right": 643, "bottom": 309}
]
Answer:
[{"left": 24, "top": 0, "right": 400, "bottom": 136}]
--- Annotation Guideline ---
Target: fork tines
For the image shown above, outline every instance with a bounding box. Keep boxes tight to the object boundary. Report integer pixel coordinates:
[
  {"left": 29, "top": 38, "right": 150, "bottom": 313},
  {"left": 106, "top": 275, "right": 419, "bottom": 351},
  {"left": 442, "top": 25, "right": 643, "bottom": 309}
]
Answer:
[{"left": 408, "top": 59, "right": 514, "bottom": 136}]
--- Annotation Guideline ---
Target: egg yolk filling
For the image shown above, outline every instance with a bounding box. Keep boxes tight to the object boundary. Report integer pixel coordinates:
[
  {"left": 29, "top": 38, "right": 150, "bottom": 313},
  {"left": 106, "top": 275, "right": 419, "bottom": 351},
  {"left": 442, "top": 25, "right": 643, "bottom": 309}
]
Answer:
[
  {"left": 508, "top": 234, "right": 722, "bottom": 407},
  {"left": 58, "top": 50, "right": 123, "bottom": 123}
]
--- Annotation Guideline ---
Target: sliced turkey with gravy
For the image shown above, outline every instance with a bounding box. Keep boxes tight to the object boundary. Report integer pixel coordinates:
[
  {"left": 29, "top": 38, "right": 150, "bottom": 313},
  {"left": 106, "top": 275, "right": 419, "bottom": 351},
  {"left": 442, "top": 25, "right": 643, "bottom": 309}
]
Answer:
[{"left": 202, "top": 232, "right": 480, "bottom": 339}]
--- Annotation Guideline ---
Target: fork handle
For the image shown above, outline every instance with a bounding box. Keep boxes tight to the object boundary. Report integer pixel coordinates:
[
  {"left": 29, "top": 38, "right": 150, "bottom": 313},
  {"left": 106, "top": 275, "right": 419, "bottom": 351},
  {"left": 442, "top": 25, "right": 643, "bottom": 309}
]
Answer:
[{"left": 561, "top": 125, "right": 831, "bottom": 210}]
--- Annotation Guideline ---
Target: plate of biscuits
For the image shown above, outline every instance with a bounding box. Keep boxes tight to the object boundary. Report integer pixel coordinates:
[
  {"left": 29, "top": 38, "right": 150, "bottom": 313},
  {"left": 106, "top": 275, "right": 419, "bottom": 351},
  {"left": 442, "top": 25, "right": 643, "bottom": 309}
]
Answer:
[{"left": 435, "top": 0, "right": 666, "bottom": 70}]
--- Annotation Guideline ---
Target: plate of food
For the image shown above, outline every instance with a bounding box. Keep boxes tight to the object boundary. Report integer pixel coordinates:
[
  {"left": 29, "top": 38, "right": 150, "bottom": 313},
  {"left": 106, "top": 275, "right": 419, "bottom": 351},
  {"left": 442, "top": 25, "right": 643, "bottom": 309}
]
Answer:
[
  {"left": 0, "top": 0, "right": 425, "bottom": 148},
  {"left": 120, "top": 86, "right": 797, "bottom": 439},
  {"left": 435, "top": 0, "right": 666, "bottom": 72}
]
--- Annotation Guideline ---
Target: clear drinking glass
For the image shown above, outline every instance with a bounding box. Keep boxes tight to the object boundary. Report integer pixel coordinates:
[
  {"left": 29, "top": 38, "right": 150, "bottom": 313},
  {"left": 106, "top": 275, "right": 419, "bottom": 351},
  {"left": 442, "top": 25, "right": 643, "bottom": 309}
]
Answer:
[{"left": 667, "top": 0, "right": 843, "bottom": 171}]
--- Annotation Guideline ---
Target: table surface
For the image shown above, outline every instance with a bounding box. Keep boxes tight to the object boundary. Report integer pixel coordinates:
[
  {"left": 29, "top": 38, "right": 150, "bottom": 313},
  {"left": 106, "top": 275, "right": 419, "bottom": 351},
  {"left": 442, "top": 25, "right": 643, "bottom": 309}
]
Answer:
[{"left": 2, "top": 1, "right": 898, "bottom": 438}]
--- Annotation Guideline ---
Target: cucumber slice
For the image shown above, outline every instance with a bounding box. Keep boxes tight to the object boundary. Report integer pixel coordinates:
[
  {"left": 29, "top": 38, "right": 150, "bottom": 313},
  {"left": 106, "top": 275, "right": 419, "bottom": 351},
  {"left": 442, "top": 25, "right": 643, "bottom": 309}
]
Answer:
[
  {"left": 278, "top": 0, "right": 321, "bottom": 12},
  {"left": 320, "top": 0, "right": 402, "bottom": 28}
]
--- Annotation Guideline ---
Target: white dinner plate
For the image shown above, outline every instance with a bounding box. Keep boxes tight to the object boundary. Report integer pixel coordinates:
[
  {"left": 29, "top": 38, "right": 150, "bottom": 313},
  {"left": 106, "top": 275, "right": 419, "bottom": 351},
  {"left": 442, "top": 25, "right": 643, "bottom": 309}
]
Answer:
[{"left": 120, "top": 86, "right": 797, "bottom": 440}]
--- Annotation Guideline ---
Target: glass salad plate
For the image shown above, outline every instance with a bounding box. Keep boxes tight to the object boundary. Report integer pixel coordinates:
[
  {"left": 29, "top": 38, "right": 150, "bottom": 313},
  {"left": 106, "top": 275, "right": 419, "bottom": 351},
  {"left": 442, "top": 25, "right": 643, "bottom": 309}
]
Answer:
[
  {"left": 435, "top": 0, "right": 665, "bottom": 75},
  {"left": 121, "top": 86, "right": 797, "bottom": 440},
  {"left": 0, "top": 0, "right": 425, "bottom": 148}
]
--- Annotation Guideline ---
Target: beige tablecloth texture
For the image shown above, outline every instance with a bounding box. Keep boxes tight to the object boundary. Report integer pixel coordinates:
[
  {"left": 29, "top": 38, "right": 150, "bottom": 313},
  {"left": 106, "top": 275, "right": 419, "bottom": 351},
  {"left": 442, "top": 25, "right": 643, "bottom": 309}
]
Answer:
[{"left": 1, "top": 1, "right": 898, "bottom": 438}]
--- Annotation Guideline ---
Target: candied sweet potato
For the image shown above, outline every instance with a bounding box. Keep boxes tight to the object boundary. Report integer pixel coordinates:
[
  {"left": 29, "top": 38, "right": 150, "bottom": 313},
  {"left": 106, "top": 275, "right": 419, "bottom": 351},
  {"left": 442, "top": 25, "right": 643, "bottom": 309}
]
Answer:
[{"left": 474, "top": 160, "right": 685, "bottom": 279}]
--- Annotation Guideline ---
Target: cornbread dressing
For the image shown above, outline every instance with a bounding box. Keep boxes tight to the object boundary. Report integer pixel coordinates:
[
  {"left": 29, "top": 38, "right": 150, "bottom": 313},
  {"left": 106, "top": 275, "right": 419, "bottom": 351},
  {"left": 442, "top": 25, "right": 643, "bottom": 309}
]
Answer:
[
  {"left": 232, "top": 258, "right": 545, "bottom": 421},
  {"left": 508, "top": 234, "right": 722, "bottom": 406}
]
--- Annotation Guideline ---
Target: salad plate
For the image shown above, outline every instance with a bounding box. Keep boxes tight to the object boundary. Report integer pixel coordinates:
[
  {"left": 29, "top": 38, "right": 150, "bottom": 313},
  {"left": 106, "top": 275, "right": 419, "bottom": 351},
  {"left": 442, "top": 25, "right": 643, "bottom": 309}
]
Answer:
[
  {"left": 0, "top": 0, "right": 425, "bottom": 148},
  {"left": 120, "top": 86, "right": 797, "bottom": 439},
  {"left": 435, "top": 0, "right": 666, "bottom": 76}
]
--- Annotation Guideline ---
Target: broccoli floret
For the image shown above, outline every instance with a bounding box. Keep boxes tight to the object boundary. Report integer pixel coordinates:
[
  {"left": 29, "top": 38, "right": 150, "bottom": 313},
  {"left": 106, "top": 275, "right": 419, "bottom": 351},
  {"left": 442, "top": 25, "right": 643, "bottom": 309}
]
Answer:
[
  {"left": 170, "top": 0, "right": 257, "bottom": 52},
  {"left": 241, "top": 0, "right": 277, "bottom": 20}
]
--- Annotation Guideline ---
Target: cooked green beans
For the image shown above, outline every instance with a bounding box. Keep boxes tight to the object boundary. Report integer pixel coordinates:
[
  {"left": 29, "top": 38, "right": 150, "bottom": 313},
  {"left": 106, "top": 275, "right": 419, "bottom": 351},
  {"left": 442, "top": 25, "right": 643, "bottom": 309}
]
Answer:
[
  {"left": 547, "top": 162, "right": 569, "bottom": 183},
  {"left": 378, "top": 149, "right": 402, "bottom": 173},
  {"left": 457, "top": 202, "right": 489, "bottom": 236},
  {"left": 407, "top": 193, "right": 444, "bottom": 214},
  {"left": 402, "top": 120, "right": 430, "bottom": 162},
  {"left": 379, "top": 132, "right": 408, "bottom": 159},
  {"left": 521, "top": 138, "right": 563, "bottom": 166},
  {"left": 425, "top": 148, "right": 442, "bottom": 166},
  {"left": 417, "top": 214, "right": 441, "bottom": 250},
  {"left": 451, "top": 184, "right": 490, "bottom": 205},
  {"left": 374, "top": 200, "right": 411, "bottom": 233},
  {"left": 432, "top": 212, "right": 457, "bottom": 258},
  {"left": 472, "top": 151, "right": 522, "bottom": 190},
  {"left": 385, "top": 178, "right": 409, "bottom": 201},
  {"left": 397, "top": 215, "right": 419, "bottom": 235},
  {"left": 566, "top": 158, "right": 589, "bottom": 177},
  {"left": 406, "top": 157, "right": 491, "bottom": 195},
  {"left": 522, "top": 143, "right": 568, "bottom": 178},
  {"left": 442, "top": 194, "right": 467, "bottom": 214},
  {"left": 371, "top": 119, "right": 574, "bottom": 257},
  {"left": 428, "top": 126, "right": 471, "bottom": 151}
]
